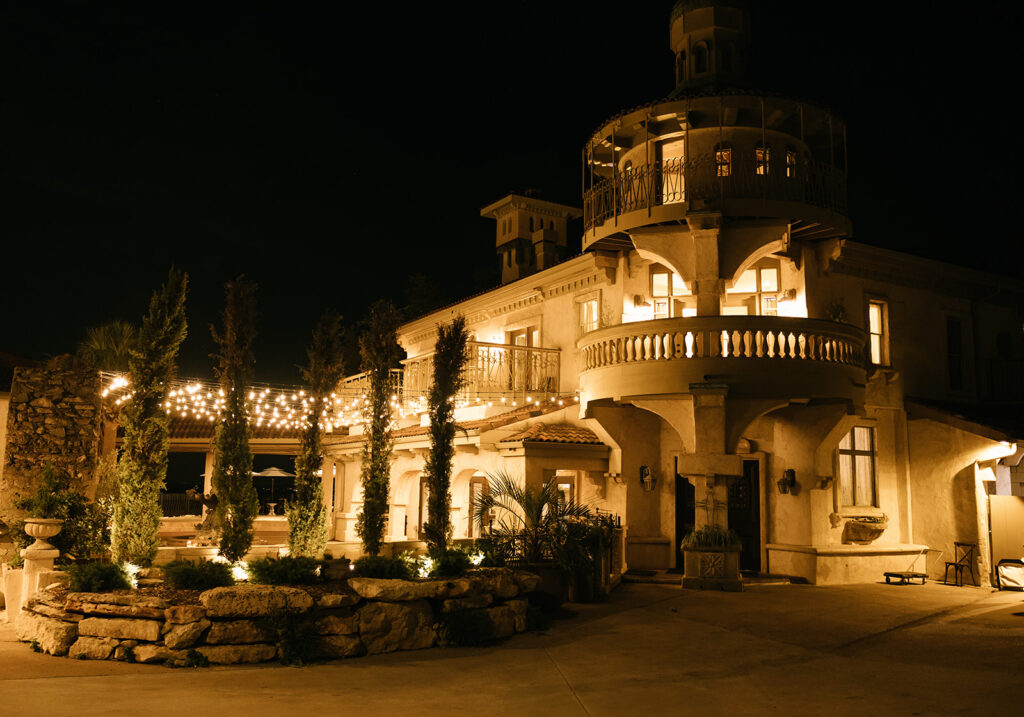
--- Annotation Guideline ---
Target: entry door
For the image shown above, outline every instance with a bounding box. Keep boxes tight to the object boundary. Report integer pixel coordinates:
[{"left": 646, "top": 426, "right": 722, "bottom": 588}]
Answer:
[
  {"left": 675, "top": 473, "right": 695, "bottom": 569},
  {"left": 728, "top": 461, "right": 761, "bottom": 573}
]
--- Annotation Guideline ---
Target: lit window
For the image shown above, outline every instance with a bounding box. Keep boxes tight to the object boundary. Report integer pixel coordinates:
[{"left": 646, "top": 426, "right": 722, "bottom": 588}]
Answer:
[
  {"left": 785, "top": 149, "right": 797, "bottom": 178},
  {"left": 579, "top": 298, "right": 599, "bottom": 335},
  {"left": 755, "top": 144, "right": 771, "bottom": 175},
  {"left": 651, "top": 266, "right": 690, "bottom": 319},
  {"left": 725, "top": 262, "right": 780, "bottom": 316},
  {"left": 715, "top": 144, "right": 732, "bottom": 177},
  {"left": 838, "top": 427, "right": 876, "bottom": 507},
  {"left": 868, "top": 300, "right": 889, "bottom": 365}
]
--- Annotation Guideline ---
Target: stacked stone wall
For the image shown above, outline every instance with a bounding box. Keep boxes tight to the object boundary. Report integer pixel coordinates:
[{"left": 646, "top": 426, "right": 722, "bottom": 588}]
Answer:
[
  {"left": 14, "top": 568, "right": 541, "bottom": 666},
  {"left": 0, "top": 355, "right": 103, "bottom": 526}
]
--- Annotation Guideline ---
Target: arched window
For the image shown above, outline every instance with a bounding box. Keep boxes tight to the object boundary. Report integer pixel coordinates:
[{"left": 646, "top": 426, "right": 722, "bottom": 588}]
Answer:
[
  {"left": 676, "top": 51, "right": 687, "bottom": 82},
  {"left": 714, "top": 142, "right": 732, "bottom": 177},
  {"left": 755, "top": 143, "right": 771, "bottom": 175},
  {"left": 693, "top": 42, "right": 709, "bottom": 74},
  {"left": 548, "top": 220, "right": 554, "bottom": 230},
  {"left": 528, "top": 216, "right": 534, "bottom": 232}
]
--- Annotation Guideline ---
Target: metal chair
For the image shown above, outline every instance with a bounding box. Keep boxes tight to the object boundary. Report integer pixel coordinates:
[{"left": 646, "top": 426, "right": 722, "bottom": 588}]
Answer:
[{"left": 943, "top": 542, "right": 977, "bottom": 586}]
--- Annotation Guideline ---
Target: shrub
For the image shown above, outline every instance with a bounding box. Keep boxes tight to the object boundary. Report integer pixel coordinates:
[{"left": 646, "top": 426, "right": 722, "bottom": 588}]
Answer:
[
  {"left": 439, "top": 608, "right": 495, "bottom": 647},
  {"left": 680, "top": 524, "right": 742, "bottom": 550},
  {"left": 473, "top": 535, "right": 509, "bottom": 567},
  {"left": 429, "top": 548, "right": 471, "bottom": 578},
  {"left": 65, "top": 562, "right": 131, "bottom": 592},
  {"left": 247, "top": 556, "right": 321, "bottom": 585},
  {"left": 353, "top": 554, "right": 415, "bottom": 580},
  {"left": 182, "top": 649, "right": 210, "bottom": 668},
  {"left": 163, "top": 560, "right": 235, "bottom": 590},
  {"left": 13, "top": 464, "right": 109, "bottom": 564}
]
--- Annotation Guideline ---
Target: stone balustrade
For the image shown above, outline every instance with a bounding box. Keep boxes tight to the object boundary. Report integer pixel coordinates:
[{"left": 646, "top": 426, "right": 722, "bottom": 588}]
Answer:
[{"left": 577, "top": 316, "right": 866, "bottom": 401}]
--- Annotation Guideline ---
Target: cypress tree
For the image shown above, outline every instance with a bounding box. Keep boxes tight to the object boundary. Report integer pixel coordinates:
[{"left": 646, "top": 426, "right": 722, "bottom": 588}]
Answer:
[
  {"left": 287, "top": 311, "right": 345, "bottom": 558},
  {"left": 422, "top": 316, "right": 469, "bottom": 553},
  {"left": 111, "top": 269, "right": 188, "bottom": 565},
  {"left": 211, "top": 278, "right": 259, "bottom": 563},
  {"left": 355, "top": 301, "right": 401, "bottom": 556}
]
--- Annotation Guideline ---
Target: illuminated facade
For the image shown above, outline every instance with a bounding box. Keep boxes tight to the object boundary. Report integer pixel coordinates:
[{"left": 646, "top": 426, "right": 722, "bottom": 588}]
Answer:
[{"left": 313, "top": 0, "right": 1024, "bottom": 585}]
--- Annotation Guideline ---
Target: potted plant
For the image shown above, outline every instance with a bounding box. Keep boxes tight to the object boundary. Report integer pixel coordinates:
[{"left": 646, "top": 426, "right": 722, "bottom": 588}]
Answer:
[
  {"left": 842, "top": 514, "right": 888, "bottom": 545},
  {"left": 681, "top": 524, "right": 743, "bottom": 592}
]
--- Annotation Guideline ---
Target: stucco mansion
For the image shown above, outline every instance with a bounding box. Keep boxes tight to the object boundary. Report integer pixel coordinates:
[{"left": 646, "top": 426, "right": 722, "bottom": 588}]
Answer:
[{"left": 3, "top": 1, "right": 1023, "bottom": 586}]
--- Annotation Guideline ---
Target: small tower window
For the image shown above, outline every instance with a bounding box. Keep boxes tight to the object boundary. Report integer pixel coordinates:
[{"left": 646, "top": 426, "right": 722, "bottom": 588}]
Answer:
[
  {"left": 528, "top": 217, "right": 534, "bottom": 232},
  {"left": 694, "top": 43, "right": 709, "bottom": 74},
  {"left": 722, "top": 42, "right": 735, "bottom": 72},
  {"left": 714, "top": 143, "right": 732, "bottom": 177},
  {"left": 548, "top": 220, "right": 554, "bottom": 230},
  {"left": 676, "top": 51, "right": 687, "bottom": 82},
  {"left": 785, "top": 148, "right": 797, "bottom": 178},
  {"left": 755, "top": 143, "right": 771, "bottom": 175}
]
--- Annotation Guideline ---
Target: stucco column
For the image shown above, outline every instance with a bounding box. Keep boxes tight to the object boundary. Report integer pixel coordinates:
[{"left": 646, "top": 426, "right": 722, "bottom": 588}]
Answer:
[
  {"left": 321, "top": 459, "right": 335, "bottom": 540},
  {"left": 202, "top": 452, "right": 215, "bottom": 518},
  {"left": 687, "top": 213, "right": 723, "bottom": 316}
]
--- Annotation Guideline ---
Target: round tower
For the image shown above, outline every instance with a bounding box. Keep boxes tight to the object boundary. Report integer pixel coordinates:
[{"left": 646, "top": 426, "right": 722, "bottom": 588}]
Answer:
[{"left": 669, "top": 0, "right": 750, "bottom": 92}]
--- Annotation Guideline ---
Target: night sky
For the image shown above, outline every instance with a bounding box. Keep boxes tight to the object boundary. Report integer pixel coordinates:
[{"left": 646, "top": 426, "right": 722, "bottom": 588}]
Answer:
[{"left": 6, "top": 1, "right": 1022, "bottom": 384}]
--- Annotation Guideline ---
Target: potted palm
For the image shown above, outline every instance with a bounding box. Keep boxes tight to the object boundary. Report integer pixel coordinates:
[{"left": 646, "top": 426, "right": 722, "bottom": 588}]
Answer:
[
  {"left": 471, "top": 471, "right": 593, "bottom": 607},
  {"left": 681, "top": 524, "right": 742, "bottom": 592}
]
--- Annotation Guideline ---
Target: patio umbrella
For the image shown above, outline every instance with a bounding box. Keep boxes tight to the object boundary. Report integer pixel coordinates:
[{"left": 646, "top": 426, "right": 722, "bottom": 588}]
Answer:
[{"left": 252, "top": 466, "right": 295, "bottom": 504}]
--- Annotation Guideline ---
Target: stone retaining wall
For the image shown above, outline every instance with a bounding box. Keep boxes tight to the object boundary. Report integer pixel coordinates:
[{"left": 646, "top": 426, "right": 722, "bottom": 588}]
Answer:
[
  {"left": 13, "top": 569, "right": 541, "bottom": 666},
  {"left": 0, "top": 355, "right": 103, "bottom": 526}
]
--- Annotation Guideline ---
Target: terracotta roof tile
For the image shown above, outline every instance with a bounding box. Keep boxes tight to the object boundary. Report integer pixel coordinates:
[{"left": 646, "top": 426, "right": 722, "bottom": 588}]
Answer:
[
  {"left": 168, "top": 416, "right": 299, "bottom": 441},
  {"left": 502, "top": 422, "right": 603, "bottom": 445}
]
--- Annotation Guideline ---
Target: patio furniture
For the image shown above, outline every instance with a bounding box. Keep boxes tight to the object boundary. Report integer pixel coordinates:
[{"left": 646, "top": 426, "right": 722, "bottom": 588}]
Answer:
[
  {"left": 883, "top": 571, "right": 927, "bottom": 585},
  {"left": 995, "top": 558, "right": 1024, "bottom": 591},
  {"left": 943, "top": 542, "right": 977, "bottom": 586}
]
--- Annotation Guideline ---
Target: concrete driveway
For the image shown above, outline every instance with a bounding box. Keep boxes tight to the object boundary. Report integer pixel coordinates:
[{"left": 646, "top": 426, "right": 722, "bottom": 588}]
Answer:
[{"left": 2, "top": 581, "right": 1022, "bottom": 716}]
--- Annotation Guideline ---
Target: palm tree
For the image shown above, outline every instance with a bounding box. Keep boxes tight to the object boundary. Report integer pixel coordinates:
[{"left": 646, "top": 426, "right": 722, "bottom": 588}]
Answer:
[
  {"left": 471, "top": 470, "right": 592, "bottom": 564},
  {"left": 77, "top": 321, "right": 137, "bottom": 372}
]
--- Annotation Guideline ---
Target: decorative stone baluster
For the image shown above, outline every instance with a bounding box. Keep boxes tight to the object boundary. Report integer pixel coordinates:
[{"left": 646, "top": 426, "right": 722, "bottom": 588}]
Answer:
[
  {"left": 766, "top": 331, "right": 776, "bottom": 358},
  {"left": 787, "top": 332, "right": 797, "bottom": 358}
]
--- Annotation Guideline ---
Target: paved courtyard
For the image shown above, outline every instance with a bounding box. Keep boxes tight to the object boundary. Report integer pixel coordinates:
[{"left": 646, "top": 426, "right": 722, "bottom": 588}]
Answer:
[{"left": 2, "top": 581, "right": 1022, "bottom": 716}]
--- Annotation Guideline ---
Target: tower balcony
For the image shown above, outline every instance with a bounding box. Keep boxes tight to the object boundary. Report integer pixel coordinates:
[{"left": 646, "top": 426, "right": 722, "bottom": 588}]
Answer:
[
  {"left": 583, "top": 151, "right": 849, "bottom": 249},
  {"left": 577, "top": 316, "right": 866, "bottom": 404}
]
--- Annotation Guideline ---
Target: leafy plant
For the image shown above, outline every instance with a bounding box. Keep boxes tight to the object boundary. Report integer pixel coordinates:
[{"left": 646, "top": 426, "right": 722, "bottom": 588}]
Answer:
[
  {"left": 247, "top": 556, "right": 322, "bottom": 585},
  {"left": 288, "top": 311, "right": 346, "bottom": 558},
  {"left": 353, "top": 554, "right": 415, "bottom": 580},
  {"left": 112, "top": 268, "right": 189, "bottom": 565},
  {"left": 422, "top": 316, "right": 469, "bottom": 552},
  {"left": 182, "top": 649, "right": 210, "bottom": 668},
  {"left": 428, "top": 547, "right": 471, "bottom": 578},
  {"left": 439, "top": 608, "right": 495, "bottom": 647},
  {"left": 12, "top": 464, "right": 109, "bottom": 564},
  {"left": 356, "top": 301, "right": 401, "bottom": 556},
  {"left": 29, "top": 640, "right": 42, "bottom": 653},
  {"left": 163, "top": 560, "right": 235, "bottom": 590},
  {"left": 211, "top": 277, "right": 260, "bottom": 563},
  {"left": 65, "top": 562, "right": 132, "bottom": 592},
  {"left": 471, "top": 471, "right": 592, "bottom": 565},
  {"left": 681, "top": 524, "right": 742, "bottom": 550},
  {"left": 76, "top": 320, "right": 137, "bottom": 372}
]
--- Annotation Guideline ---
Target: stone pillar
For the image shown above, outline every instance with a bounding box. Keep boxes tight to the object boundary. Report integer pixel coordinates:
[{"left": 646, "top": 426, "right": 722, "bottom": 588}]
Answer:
[
  {"left": 202, "top": 452, "right": 215, "bottom": 518},
  {"left": 687, "top": 213, "right": 724, "bottom": 316}
]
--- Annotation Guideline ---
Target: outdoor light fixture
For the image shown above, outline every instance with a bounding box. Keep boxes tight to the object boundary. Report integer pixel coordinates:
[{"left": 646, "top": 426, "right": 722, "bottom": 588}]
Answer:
[
  {"left": 640, "top": 465, "right": 656, "bottom": 492},
  {"left": 777, "top": 468, "right": 796, "bottom": 494}
]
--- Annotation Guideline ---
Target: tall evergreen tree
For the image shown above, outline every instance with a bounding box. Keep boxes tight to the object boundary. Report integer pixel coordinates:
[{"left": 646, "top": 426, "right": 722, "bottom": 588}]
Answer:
[
  {"left": 111, "top": 269, "right": 188, "bottom": 565},
  {"left": 422, "top": 316, "right": 469, "bottom": 553},
  {"left": 211, "top": 278, "right": 259, "bottom": 563},
  {"left": 356, "top": 301, "right": 401, "bottom": 556},
  {"left": 287, "top": 311, "right": 346, "bottom": 558}
]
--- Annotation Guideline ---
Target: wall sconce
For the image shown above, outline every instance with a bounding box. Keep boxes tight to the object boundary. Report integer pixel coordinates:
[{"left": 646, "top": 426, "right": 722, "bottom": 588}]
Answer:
[
  {"left": 777, "top": 469, "right": 796, "bottom": 494},
  {"left": 640, "top": 465, "right": 656, "bottom": 492}
]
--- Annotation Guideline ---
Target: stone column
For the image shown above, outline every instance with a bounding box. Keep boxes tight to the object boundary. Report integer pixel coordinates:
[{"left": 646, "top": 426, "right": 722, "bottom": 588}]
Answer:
[
  {"left": 202, "top": 452, "right": 215, "bottom": 518},
  {"left": 687, "top": 213, "right": 724, "bottom": 316},
  {"left": 321, "top": 459, "right": 336, "bottom": 540}
]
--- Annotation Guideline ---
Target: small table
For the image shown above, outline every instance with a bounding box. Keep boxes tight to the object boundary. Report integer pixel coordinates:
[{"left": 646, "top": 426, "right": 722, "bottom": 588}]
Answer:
[{"left": 884, "top": 571, "right": 927, "bottom": 585}]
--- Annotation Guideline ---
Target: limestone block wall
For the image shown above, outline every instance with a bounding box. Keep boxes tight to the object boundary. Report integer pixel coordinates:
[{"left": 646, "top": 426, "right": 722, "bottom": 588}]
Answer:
[{"left": 0, "top": 355, "right": 102, "bottom": 525}]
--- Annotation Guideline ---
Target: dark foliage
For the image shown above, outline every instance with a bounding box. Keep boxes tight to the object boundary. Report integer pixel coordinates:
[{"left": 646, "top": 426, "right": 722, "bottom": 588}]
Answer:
[
  {"left": 163, "top": 560, "right": 235, "bottom": 590},
  {"left": 182, "top": 649, "right": 210, "bottom": 668},
  {"left": 211, "top": 277, "right": 259, "bottom": 563},
  {"left": 65, "top": 562, "right": 131, "bottom": 592},
  {"left": 246, "top": 556, "right": 322, "bottom": 585},
  {"left": 422, "top": 316, "right": 469, "bottom": 552},
  {"left": 261, "top": 614, "right": 319, "bottom": 667},
  {"left": 356, "top": 301, "right": 401, "bottom": 557},
  {"left": 112, "top": 268, "right": 189, "bottom": 565},
  {"left": 429, "top": 547, "right": 471, "bottom": 578},
  {"left": 12, "top": 464, "right": 108, "bottom": 564},
  {"left": 353, "top": 554, "right": 415, "bottom": 580}
]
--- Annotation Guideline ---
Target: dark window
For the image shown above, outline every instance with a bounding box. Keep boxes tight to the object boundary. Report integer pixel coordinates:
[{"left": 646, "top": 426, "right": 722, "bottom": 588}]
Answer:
[
  {"left": 722, "top": 42, "right": 734, "bottom": 72},
  {"left": 528, "top": 217, "right": 534, "bottom": 232},
  {"left": 947, "top": 316, "right": 964, "bottom": 390},
  {"left": 694, "top": 43, "right": 709, "bottom": 74},
  {"left": 676, "top": 51, "right": 687, "bottom": 82}
]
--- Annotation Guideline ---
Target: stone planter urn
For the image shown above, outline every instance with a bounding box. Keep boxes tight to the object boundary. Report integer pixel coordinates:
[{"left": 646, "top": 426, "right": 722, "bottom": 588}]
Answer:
[
  {"left": 23, "top": 518, "right": 63, "bottom": 552},
  {"left": 682, "top": 546, "right": 742, "bottom": 592}
]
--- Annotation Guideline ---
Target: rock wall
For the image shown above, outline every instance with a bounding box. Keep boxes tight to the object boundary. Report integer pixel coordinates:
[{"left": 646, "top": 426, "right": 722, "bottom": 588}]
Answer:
[
  {"left": 13, "top": 568, "right": 541, "bottom": 665},
  {"left": 0, "top": 355, "right": 103, "bottom": 526}
]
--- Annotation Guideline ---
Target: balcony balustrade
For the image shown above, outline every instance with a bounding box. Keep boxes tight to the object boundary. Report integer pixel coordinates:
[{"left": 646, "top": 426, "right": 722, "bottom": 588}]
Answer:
[
  {"left": 583, "top": 151, "right": 848, "bottom": 234},
  {"left": 402, "top": 341, "right": 561, "bottom": 410},
  {"left": 577, "top": 316, "right": 865, "bottom": 402}
]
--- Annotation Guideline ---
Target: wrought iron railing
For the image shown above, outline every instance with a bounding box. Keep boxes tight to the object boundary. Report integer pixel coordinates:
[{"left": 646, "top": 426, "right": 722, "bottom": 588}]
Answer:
[
  {"left": 583, "top": 151, "right": 848, "bottom": 231},
  {"left": 160, "top": 492, "right": 203, "bottom": 517},
  {"left": 402, "top": 341, "right": 561, "bottom": 409}
]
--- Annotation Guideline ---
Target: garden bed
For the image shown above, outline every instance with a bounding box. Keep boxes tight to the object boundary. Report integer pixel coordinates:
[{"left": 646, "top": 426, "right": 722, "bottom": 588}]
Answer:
[{"left": 13, "top": 567, "right": 540, "bottom": 666}]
